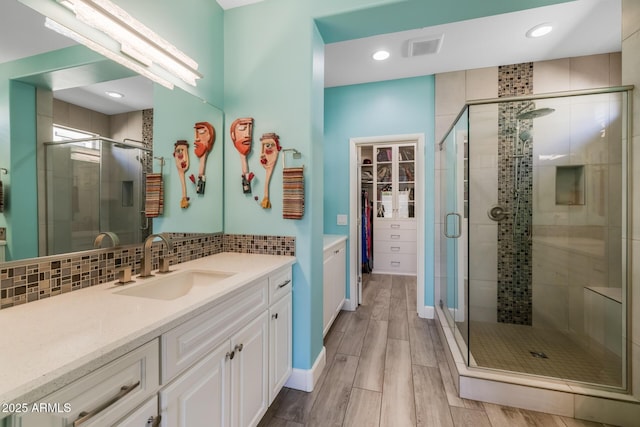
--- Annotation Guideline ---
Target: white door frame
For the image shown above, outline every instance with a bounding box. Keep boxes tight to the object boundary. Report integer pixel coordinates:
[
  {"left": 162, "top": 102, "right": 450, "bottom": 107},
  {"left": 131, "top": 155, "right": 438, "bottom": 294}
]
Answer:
[{"left": 347, "top": 133, "right": 426, "bottom": 317}]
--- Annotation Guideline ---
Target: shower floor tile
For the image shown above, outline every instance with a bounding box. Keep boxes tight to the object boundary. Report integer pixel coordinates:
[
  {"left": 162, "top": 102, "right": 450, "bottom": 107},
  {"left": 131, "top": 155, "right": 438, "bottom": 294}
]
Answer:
[{"left": 465, "top": 320, "right": 623, "bottom": 387}]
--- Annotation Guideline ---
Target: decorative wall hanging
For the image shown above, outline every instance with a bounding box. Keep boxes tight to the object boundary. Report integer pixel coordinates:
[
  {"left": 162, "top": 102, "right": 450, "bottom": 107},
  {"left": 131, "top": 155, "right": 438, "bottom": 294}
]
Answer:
[
  {"left": 144, "top": 157, "right": 165, "bottom": 218},
  {"left": 259, "top": 133, "right": 281, "bottom": 209},
  {"left": 230, "top": 117, "right": 255, "bottom": 193},
  {"left": 173, "top": 140, "right": 190, "bottom": 208},
  {"left": 193, "top": 121, "right": 215, "bottom": 195},
  {"left": 281, "top": 149, "right": 304, "bottom": 220}
]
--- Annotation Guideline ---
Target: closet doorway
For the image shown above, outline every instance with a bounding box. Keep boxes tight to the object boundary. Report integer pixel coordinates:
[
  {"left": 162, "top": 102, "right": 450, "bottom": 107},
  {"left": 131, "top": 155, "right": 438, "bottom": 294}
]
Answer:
[{"left": 348, "top": 134, "right": 425, "bottom": 315}]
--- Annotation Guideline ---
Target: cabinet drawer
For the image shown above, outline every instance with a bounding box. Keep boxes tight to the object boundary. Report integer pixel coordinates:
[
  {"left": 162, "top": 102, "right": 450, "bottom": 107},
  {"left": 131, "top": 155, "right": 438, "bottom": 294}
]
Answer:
[
  {"left": 374, "top": 241, "right": 416, "bottom": 255},
  {"left": 373, "top": 253, "right": 417, "bottom": 274},
  {"left": 374, "top": 228, "right": 417, "bottom": 242},
  {"left": 269, "top": 267, "right": 292, "bottom": 304},
  {"left": 374, "top": 220, "right": 416, "bottom": 231},
  {"left": 35, "top": 339, "right": 159, "bottom": 427},
  {"left": 162, "top": 278, "right": 268, "bottom": 384}
]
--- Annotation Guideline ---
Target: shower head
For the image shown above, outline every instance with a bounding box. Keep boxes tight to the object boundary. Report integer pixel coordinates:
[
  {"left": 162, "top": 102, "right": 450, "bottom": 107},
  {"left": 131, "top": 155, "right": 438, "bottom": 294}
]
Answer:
[
  {"left": 516, "top": 107, "right": 555, "bottom": 120},
  {"left": 519, "top": 130, "right": 532, "bottom": 142}
]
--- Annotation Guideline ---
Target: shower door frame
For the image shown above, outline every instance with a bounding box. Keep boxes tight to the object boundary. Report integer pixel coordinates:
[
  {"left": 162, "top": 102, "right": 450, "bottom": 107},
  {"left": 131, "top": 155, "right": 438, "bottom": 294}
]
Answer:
[{"left": 439, "top": 85, "right": 634, "bottom": 392}]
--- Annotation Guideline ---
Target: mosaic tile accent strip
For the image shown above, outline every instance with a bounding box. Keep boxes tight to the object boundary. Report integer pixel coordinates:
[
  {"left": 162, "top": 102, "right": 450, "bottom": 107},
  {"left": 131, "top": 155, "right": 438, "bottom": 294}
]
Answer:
[
  {"left": 0, "top": 233, "right": 294, "bottom": 310},
  {"left": 498, "top": 63, "right": 533, "bottom": 97},
  {"left": 497, "top": 63, "right": 534, "bottom": 325}
]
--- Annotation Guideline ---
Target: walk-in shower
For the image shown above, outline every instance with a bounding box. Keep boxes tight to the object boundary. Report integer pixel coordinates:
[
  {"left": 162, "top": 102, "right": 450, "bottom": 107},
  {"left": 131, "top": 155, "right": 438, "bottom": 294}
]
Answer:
[
  {"left": 44, "top": 135, "right": 151, "bottom": 255},
  {"left": 438, "top": 86, "right": 630, "bottom": 391}
]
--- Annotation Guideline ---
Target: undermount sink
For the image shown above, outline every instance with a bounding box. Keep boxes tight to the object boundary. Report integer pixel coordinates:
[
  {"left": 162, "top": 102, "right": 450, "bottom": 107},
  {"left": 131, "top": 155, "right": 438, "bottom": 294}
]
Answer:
[{"left": 115, "top": 269, "right": 236, "bottom": 300}]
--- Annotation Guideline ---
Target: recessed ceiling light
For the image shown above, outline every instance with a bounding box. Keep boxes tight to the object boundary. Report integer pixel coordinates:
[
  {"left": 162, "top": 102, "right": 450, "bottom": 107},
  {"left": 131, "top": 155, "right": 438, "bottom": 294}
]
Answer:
[
  {"left": 526, "top": 23, "right": 553, "bottom": 38},
  {"left": 105, "top": 91, "right": 124, "bottom": 99},
  {"left": 372, "top": 50, "right": 390, "bottom": 61}
]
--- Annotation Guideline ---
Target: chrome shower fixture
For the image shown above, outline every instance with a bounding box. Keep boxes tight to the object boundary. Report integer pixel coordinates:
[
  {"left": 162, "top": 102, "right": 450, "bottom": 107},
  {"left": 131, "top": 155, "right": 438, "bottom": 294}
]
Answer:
[{"left": 516, "top": 107, "right": 555, "bottom": 120}]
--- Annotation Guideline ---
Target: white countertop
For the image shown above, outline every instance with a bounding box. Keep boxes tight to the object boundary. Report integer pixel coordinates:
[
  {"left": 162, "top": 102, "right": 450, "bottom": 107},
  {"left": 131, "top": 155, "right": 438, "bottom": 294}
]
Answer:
[
  {"left": 0, "top": 252, "right": 295, "bottom": 405},
  {"left": 323, "top": 234, "right": 347, "bottom": 251}
]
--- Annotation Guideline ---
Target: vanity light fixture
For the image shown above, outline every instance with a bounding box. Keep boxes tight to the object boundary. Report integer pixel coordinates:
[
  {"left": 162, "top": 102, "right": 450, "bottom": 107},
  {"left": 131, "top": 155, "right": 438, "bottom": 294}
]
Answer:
[
  {"left": 45, "top": 17, "right": 175, "bottom": 89},
  {"left": 372, "top": 50, "right": 390, "bottom": 61},
  {"left": 526, "top": 23, "right": 553, "bottom": 38},
  {"left": 52, "top": 0, "right": 202, "bottom": 87}
]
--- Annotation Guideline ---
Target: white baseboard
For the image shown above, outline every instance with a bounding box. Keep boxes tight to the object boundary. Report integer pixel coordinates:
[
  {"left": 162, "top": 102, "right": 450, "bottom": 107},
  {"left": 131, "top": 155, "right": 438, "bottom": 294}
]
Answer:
[
  {"left": 284, "top": 346, "right": 326, "bottom": 392},
  {"left": 342, "top": 298, "right": 357, "bottom": 311},
  {"left": 419, "top": 305, "right": 434, "bottom": 319}
]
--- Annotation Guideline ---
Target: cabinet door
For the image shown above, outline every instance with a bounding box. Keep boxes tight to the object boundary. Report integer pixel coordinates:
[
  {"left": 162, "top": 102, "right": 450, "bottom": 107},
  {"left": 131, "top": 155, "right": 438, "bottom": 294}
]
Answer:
[
  {"left": 159, "top": 342, "right": 231, "bottom": 427},
  {"left": 322, "top": 249, "right": 335, "bottom": 333},
  {"left": 114, "top": 395, "right": 158, "bottom": 426},
  {"left": 269, "top": 293, "right": 292, "bottom": 403},
  {"left": 231, "top": 311, "right": 269, "bottom": 427}
]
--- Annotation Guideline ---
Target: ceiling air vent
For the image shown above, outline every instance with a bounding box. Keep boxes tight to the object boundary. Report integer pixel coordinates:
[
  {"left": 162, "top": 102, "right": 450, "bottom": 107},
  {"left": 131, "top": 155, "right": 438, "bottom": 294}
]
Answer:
[{"left": 407, "top": 35, "right": 444, "bottom": 57}]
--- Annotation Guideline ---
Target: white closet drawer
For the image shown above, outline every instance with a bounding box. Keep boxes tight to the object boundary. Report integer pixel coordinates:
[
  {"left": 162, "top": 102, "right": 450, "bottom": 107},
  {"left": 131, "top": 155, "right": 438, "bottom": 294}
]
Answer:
[
  {"left": 374, "top": 219, "right": 416, "bottom": 231},
  {"left": 373, "top": 253, "right": 417, "bottom": 274},
  {"left": 374, "top": 228, "right": 418, "bottom": 242},
  {"left": 161, "top": 278, "right": 268, "bottom": 384},
  {"left": 33, "top": 339, "right": 159, "bottom": 427},
  {"left": 374, "top": 241, "right": 416, "bottom": 255},
  {"left": 269, "top": 267, "right": 292, "bottom": 304}
]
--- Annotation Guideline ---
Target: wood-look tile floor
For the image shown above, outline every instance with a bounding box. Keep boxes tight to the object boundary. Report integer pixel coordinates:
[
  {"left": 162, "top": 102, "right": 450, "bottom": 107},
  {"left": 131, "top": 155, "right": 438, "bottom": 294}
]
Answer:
[{"left": 258, "top": 274, "right": 611, "bottom": 427}]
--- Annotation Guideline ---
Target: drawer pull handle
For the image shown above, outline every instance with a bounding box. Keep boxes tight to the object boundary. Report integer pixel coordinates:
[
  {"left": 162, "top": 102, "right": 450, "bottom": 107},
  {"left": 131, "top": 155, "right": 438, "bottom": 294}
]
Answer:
[
  {"left": 226, "top": 351, "right": 235, "bottom": 360},
  {"left": 391, "top": 224, "right": 401, "bottom": 228},
  {"left": 391, "top": 234, "right": 400, "bottom": 239},
  {"left": 147, "top": 415, "right": 162, "bottom": 427},
  {"left": 73, "top": 381, "right": 140, "bottom": 426},
  {"left": 278, "top": 279, "right": 291, "bottom": 289},
  {"left": 272, "top": 313, "right": 279, "bottom": 320},
  {"left": 235, "top": 343, "right": 244, "bottom": 352},
  {"left": 391, "top": 246, "right": 400, "bottom": 251},
  {"left": 391, "top": 261, "right": 401, "bottom": 267}
]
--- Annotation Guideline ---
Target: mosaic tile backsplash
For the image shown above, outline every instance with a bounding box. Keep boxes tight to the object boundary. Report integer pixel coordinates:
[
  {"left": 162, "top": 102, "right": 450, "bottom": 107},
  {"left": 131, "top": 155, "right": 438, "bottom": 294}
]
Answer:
[{"left": 0, "top": 233, "right": 295, "bottom": 310}]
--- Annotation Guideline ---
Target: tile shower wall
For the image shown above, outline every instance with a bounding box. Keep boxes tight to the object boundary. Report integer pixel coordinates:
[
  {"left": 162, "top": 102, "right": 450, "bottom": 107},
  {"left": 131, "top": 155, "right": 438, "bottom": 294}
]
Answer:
[
  {"left": 497, "top": 63, "right": 534, "bottom": 325},
  {"left": 0, "top": 233, "right": 295, "bottom": 310}
]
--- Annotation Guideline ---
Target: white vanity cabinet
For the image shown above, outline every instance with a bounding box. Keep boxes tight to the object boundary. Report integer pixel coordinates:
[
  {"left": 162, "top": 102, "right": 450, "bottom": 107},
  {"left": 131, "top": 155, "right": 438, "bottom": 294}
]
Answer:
[
  {"left": 323, "top": 238, "right": 346, "bottom": 337},
  {"left": 17, "top": 339, "right": 160, "bottom": 427},
  {"left": 114, "top": 395, "right": 159, "bottom": 426},
  {"left": 159, "top": 266, "right": 292, "bottom": 427},
  {"left": 268, "top": 267, "right": 292, "bottom": 405}
]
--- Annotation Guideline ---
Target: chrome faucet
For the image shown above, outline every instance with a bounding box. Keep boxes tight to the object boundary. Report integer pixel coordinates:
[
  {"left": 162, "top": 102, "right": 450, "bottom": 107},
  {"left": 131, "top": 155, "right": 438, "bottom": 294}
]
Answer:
[
  {"left": 139, "top": 233, "right": 173, "bottom": 278},
  {"left": 94, "top": 232, "right": 120, "bottom": 248}
]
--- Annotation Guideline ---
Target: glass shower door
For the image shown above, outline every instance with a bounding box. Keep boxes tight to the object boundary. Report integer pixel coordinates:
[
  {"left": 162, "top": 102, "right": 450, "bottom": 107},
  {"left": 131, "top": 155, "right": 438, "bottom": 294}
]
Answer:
[{"left": 439, "top": 108, "right": 469, "bottom": 363}]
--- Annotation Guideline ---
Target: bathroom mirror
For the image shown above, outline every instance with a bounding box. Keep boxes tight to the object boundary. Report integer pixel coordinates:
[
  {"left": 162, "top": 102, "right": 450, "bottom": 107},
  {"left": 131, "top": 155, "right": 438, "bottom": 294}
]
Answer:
[{"left": 0, "top": 0, "right": 224, "bottom": 263}]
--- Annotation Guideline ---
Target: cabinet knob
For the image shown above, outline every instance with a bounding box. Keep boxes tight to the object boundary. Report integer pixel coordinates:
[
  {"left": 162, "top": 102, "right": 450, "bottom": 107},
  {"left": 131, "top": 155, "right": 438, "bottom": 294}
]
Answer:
[
  {"left": 234, "top": 343, "right": 244, "bottom": 352},
  {"left": 226, "top": 351, "right": 235, "bottom": 360},
  {"left": 272, "top": 313, "right": 279, "bottom": 320}
]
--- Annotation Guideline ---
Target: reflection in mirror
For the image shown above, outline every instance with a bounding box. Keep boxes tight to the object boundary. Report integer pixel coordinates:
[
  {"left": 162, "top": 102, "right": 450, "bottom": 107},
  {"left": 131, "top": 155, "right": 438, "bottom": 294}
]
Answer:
[
  {"left": 44, "top": 124, "right": 152, "bottom": 255},
  {"left": 1, "top": 0, "right": 157, "bottom": 261}
]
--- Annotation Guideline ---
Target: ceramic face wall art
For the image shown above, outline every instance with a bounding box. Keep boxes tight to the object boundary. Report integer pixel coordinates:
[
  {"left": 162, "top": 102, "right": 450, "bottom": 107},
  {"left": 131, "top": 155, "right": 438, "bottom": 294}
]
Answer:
[
  {"left": 173, "top": 140, "right": 190, "bottom": 208},
  {"left": 193, "top": 121, "right": 215, "bottom": 195},
  {"left": 259, "top": 132, "right": 281, "bottom": 209},
  {"left": 230, "top": 117, "right": 255, "bottom": 193}
]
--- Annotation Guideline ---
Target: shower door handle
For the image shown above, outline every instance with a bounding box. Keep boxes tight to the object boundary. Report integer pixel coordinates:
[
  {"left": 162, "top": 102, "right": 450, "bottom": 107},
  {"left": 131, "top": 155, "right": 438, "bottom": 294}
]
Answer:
[{"left": 444, "top": 213, "right": 462, "bottom": 238}]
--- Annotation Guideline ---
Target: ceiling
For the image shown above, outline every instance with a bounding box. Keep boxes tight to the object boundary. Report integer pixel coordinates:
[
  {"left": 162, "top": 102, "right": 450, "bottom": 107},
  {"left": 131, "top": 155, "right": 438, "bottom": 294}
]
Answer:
[{"left": 1, "top": 0, "right": 621, "bottom": 113}]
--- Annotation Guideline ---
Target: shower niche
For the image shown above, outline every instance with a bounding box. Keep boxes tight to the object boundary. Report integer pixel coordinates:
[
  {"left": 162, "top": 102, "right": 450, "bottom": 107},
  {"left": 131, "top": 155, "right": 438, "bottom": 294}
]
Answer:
[{"left": 555, "top": 165, "right": 585, "bottom": 205}]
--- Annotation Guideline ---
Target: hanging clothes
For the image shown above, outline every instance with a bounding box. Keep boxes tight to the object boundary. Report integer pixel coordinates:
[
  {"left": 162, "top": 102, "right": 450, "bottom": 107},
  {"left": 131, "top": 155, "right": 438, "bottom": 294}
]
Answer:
[{"left": 361, "top": 190, "right": 373, "bottom": 273}]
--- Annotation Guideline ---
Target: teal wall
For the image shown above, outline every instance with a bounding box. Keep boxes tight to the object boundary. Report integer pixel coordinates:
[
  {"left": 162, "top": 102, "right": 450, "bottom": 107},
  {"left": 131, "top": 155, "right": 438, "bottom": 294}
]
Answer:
[
  {"left": 7, "top": 81, "right": 37, "bottom": 260},
  {"left": 324, "top": 76, "right": 436, "bottom": 306},
  {"left": 152, "top": 86, "right": 224, "bottom": 234},
  {"left": 223, "top": 0, "right": 325, "bottom": 371}
]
